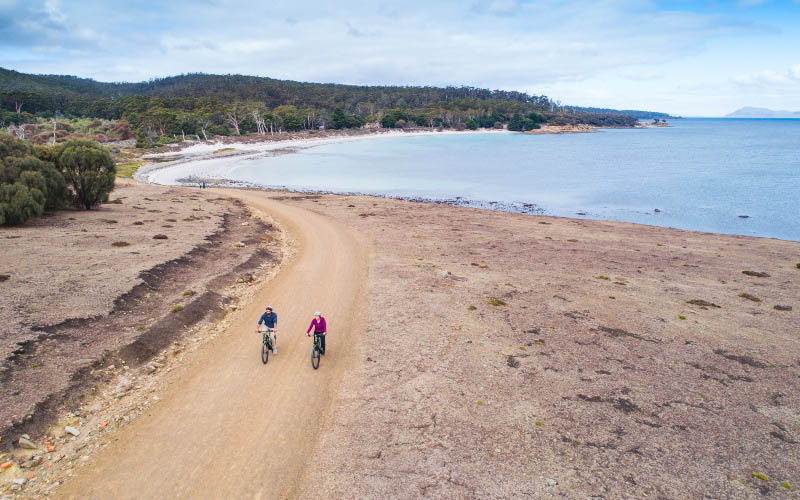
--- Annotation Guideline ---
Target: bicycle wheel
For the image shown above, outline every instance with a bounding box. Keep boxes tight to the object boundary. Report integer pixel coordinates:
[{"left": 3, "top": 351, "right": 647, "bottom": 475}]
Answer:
[
  {"left": 311, "top": 344, "right": 320, "bottom": 369},
  {"left": 261, "top": 338, "right": 269, "bottom": 364}
]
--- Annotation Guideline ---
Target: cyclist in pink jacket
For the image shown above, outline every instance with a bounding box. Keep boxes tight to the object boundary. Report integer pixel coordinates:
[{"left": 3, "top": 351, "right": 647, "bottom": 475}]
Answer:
[{"left": 306, "top": 311, "right": 327, "bottom": 354}]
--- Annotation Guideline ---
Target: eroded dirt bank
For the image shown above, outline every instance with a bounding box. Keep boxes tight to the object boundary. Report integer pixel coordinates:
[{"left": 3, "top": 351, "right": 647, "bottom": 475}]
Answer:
[
  {"left": 48, "top": 189, "right": 366, "bottom": 499},
  {"left": 277, "top": 194, "right": 800, "bottom": 499},
  {"left": 0, "top": 182, "right": 281, "bottom": 453},
  {"left": 1, "top": 186, "right": 797, "bottom": 499}
]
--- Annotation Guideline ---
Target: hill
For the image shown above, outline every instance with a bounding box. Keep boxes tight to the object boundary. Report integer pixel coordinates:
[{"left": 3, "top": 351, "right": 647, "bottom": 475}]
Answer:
[
  {"left": 1, "top": 67, "right": 670, "bottom": 144},
  {"left": 570, "top": 106, "right": 677, "bottom": 120},
  {"left": 725, "top": 106, "right": 800, "bottom": 119}
]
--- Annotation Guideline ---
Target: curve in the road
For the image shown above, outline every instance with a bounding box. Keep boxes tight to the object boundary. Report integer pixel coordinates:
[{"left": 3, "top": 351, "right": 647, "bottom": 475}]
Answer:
[{"left": 56, "top": 190, "right": 368, "bottom": 499}]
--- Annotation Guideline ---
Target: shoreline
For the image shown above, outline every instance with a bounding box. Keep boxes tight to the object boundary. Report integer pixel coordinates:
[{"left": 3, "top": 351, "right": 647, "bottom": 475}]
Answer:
[
  {"left": 134, "top": 127, "right": 510, "bottom": 183},
  {"left": 2, "top": 184, "right": 798, "bottom": 497},
  {"left": 140, "top": 126, "right": 507, "bottom": 157},
  {"left": 135, "top": 161, "right": 798, "bottom": 244},
  {"left": 141, "top": 179, "right": 800, "bottom": 243},
  {"left": 129, "top": 120, "right": 800, "bottom": 243}
]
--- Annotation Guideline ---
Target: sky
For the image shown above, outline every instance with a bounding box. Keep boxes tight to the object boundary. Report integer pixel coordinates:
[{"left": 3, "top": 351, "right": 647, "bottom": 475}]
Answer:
[{"left": 1, "top": 0, "right": 799, "bottom": 116}]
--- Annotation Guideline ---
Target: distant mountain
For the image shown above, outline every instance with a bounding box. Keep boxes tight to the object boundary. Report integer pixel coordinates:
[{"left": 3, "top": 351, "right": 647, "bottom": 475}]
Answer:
[{"left": 725, "top": 107, "right": 800, "bottom": 119}]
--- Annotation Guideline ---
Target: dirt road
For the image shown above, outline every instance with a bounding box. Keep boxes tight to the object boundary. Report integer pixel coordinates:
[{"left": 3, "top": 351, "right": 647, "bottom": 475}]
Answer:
[{"left": 56, "top": 190, "right": 368, "bottom": 499}]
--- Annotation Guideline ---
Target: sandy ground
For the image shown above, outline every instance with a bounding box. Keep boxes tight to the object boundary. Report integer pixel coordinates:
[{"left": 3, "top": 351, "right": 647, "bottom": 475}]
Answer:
[
  {"left": 135, "top": 128, "right": 510, "bottom": 185},
  {"left": 143, "top": 128, "right": 507, "bottom": 157},
  {"left": 48, "top": 190, "right": 368, "bottom": 499},
  {"left": 0, "top": 182, "right": 280, "bottom": 455},
  {"left": 2, "top": 186, "right": 798, "bottom": 498},
  {"left": 271, "top": 194, "right": 798, "bottom": 499}
]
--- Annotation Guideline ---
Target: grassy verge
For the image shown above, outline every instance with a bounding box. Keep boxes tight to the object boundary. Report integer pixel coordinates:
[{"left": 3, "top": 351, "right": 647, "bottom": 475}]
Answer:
[{"left": 116, "top": 161, "right": 145, "bottom": 178}]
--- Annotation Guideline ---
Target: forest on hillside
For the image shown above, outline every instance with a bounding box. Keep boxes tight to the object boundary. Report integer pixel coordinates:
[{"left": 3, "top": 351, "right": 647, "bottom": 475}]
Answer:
[
  {"left": 1, "top": 68, "right": 645, "bottom": 146},
  {"left": 570, "top": 106, "right": 676, "bottom": 120}
]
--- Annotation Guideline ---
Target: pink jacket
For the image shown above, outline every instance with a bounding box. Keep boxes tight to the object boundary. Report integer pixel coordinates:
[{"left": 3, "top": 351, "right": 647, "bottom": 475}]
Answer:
[{"left": 307, "top": 317, "right": 327, "bottom": 334}]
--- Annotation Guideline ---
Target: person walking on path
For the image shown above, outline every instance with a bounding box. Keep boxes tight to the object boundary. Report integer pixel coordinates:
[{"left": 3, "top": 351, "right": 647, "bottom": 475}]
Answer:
[{"left": 306, "top": 311, "right": 327, "bottom": 354}]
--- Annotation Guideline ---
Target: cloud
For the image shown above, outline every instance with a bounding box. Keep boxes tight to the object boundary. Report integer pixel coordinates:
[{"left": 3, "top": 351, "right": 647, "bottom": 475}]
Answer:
[
  {"left": 0, "top": 0, "right": 771, "bottom": 86},
  {"left": 0, "top": 0, "right": 796, "bottom": 115},
  {"left": 733, "top": 64, "right": 800, "bottom": 86},
  {"left": 0, "top": 0, "right": 106, "bottom": 50}
]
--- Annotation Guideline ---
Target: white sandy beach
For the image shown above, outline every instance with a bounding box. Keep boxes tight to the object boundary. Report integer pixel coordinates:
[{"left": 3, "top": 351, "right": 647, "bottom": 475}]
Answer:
[{"left": 136, "top": 128, "right": 509, "bottom": 184}]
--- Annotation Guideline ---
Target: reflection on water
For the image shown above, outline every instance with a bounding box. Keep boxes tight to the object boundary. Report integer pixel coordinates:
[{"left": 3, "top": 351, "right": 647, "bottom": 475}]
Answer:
[{"left": 149, "top": 119, "right": 800, "bottom": 241}]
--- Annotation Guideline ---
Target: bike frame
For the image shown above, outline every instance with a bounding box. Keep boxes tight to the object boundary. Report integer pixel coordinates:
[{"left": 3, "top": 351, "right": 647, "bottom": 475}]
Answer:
[{"left": 261, "top": 327, "right": 275, "bottom": 347}]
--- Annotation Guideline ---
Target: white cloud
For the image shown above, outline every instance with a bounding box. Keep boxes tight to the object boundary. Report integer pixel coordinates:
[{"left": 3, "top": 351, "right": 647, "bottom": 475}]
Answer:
[
  {"left": 1, "top": 0, "right": 798, "bottom": 115},
  {"left": 733, "top": 64, "right": 800, "bottom": 86}
]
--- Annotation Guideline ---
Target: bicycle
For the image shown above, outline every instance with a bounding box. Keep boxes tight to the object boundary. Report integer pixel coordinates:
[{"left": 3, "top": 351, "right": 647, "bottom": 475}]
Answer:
[
  {"left": 259, "top": 328, "right": 275, "bottom": 364},
  {"left": 310, "top": 332, "right": 324, "bottom": 369}
]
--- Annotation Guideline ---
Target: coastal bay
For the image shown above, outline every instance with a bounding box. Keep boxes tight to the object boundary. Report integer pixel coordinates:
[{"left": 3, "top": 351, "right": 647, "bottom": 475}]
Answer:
[{"left": 141, "top": 119, "right": 800, "bottom": 241}]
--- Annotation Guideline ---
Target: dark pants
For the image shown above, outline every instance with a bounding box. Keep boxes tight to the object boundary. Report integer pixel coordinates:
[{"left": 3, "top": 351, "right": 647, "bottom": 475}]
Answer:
[{"left": 315, "top": 332, "right": 326, "bottom": 353}]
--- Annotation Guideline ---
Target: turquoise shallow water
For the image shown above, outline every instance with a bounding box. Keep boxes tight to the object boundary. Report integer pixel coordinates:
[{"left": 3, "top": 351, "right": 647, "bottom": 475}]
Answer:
[{"left": 182, "top": 119, "right": 800, "bottom": 240}]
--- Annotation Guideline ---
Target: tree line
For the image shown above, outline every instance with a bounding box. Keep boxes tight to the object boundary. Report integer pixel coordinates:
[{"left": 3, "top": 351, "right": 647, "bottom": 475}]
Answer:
[{"left": 1, "top": 69, "right": 639, "bottom": 145}]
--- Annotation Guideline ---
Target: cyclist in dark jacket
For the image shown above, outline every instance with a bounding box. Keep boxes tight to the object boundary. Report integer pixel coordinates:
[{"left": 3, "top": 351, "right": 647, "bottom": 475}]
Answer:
[{"left": 258, "top": 306, "right": 278, "bottom": 354}]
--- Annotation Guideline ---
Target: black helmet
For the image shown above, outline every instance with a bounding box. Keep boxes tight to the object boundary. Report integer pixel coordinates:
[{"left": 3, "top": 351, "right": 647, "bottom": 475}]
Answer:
[{"left": 266, "top": 306, "right": 273, "bottom": 311}]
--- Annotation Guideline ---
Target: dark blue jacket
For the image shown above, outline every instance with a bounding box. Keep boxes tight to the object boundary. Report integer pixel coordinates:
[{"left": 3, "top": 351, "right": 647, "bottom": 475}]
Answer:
[{"left": 258, "top": 312, "right": 277, "bottom": 328}]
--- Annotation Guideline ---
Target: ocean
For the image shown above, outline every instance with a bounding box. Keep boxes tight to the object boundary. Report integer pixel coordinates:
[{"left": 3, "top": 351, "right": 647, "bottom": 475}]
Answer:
[{"left": 148, "top": 119, "right": 800, "bottom": 241}]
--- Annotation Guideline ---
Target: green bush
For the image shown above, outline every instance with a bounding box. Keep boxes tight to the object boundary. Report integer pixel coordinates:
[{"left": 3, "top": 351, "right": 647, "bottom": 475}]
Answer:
[
  {"left": 18, "top": 169, "right": 47, "bottom": 195},
  {"left": 508, "top": 112, "right": 546, "bottom": 131},
  {"left": 57, "top": 140, "right": 116, "bottom": 209},
  {"left": 0, "top": 182, "right": 45, "bottom": 225},
  {"left": 1, "top": 134, "right": 54, "bottom": 224},
  {"left": 5, "top": 155, "right": 68, "bottom": 209},
  {"left": 0, "top": 134, "right": 75, "bottom": 223},
  {"left": 0, "top": 133, "right": 30, "bottom": 160},
  {"left": 381, "top": 109, "right": 409, "bottom": 128}
]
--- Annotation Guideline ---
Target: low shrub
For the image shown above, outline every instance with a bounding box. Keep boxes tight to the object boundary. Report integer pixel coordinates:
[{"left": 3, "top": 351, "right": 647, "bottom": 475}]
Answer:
[
  {"left": 738, "top": 292, "right": 761, "bottom": 302},
  {"left": 0, "top": 182, "right": 45, "bottom": 225}
]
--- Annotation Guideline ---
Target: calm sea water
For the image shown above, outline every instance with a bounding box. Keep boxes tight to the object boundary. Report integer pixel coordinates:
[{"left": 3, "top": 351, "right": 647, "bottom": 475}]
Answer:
[{"left": 158, "top": 119, "right": 800, "bottom": 240}]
